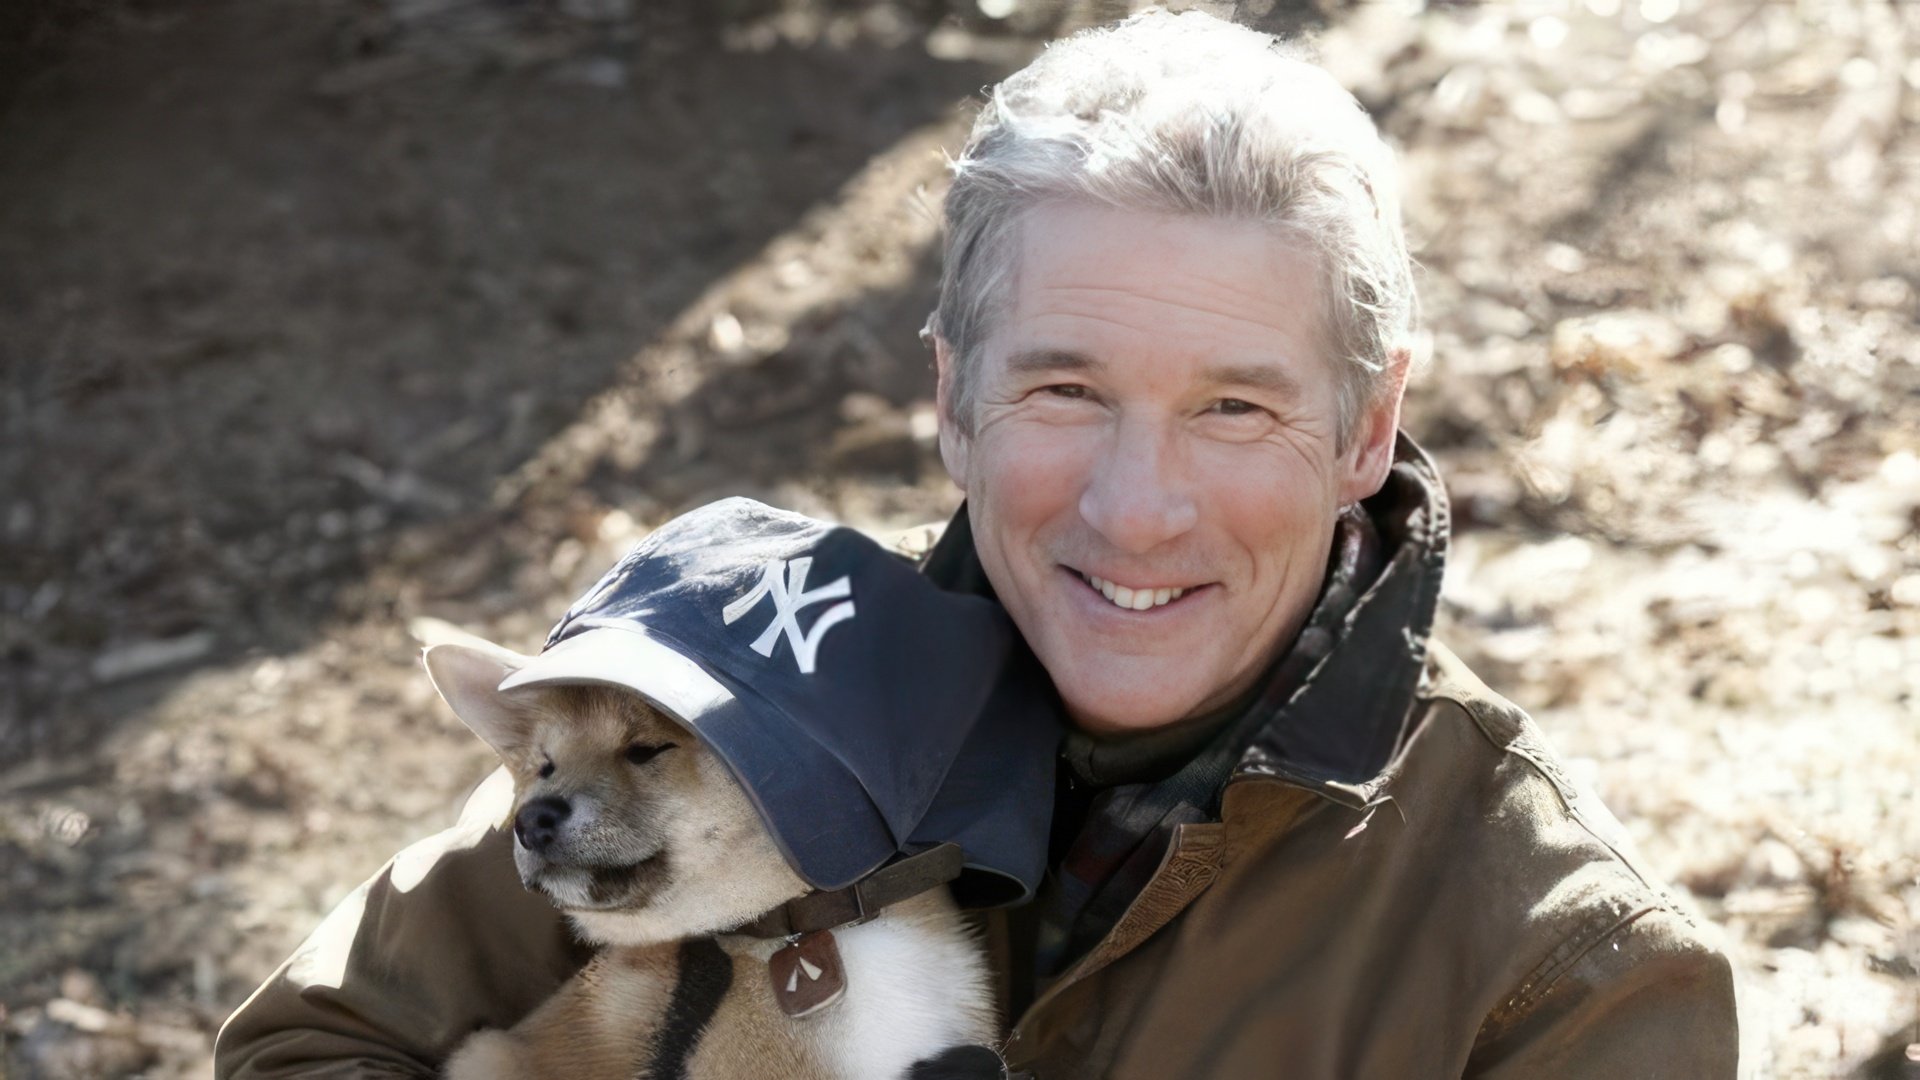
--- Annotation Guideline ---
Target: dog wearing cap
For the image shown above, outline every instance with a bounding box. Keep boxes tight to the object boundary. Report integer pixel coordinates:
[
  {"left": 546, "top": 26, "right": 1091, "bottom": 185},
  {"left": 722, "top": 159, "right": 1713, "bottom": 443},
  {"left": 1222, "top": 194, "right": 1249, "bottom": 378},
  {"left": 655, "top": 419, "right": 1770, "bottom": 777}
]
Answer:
[{"left": 424, "top": 499, "right": 1058, "bottom": 1080}]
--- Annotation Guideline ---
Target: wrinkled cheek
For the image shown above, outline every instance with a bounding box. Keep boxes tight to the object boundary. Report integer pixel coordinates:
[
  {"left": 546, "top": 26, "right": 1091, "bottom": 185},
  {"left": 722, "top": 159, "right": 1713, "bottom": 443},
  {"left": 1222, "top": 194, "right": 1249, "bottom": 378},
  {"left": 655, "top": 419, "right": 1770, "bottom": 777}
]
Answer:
[
  {"left": 1193, "top": 444, "right": 1339, "bottom": 550},
  {"left": 969, "top": 426, "right": 1099, "bottom": 550}
]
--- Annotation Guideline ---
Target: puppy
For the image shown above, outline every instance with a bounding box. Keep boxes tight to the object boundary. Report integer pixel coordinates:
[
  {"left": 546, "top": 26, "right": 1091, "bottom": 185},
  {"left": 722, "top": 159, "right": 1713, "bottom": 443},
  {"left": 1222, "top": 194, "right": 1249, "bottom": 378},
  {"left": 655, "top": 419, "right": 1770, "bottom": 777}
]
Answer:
[{"left": 424, "top": 642, "right": 1003, "bottom": 1080}]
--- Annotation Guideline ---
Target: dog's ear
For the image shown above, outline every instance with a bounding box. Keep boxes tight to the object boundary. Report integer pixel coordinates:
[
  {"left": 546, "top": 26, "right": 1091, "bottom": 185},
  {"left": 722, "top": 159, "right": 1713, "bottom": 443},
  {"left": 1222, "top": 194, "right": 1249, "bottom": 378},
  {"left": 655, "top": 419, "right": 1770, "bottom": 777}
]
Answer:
[{"left": 423, "top": 642, "right": 534, "bottom": 756}]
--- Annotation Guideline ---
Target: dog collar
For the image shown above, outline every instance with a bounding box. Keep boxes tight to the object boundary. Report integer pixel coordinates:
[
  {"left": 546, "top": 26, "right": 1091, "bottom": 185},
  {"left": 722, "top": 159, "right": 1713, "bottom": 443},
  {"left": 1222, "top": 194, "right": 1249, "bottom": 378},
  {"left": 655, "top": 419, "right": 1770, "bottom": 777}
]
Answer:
[{"left": 732, "top": 842, "right": 966, "bottom": 939}]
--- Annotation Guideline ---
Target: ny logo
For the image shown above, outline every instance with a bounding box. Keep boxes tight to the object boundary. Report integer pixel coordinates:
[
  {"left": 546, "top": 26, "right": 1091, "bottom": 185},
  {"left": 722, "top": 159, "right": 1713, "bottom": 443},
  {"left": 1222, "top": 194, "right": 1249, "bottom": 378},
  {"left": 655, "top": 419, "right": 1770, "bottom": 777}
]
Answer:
[{"left": 721, "top": 557, "right": 855, "bottom": 674}]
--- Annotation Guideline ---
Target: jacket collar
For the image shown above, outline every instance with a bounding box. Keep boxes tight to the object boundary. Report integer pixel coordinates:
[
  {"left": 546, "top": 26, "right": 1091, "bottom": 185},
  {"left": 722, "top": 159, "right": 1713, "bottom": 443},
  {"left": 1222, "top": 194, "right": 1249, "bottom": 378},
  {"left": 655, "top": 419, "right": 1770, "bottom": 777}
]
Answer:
[
  {"left": 920, "top": 432, "right": 1451, "bottom": 805},
  {"left": 1234, "top": 434, "right": 1451, "bottom": 801}
]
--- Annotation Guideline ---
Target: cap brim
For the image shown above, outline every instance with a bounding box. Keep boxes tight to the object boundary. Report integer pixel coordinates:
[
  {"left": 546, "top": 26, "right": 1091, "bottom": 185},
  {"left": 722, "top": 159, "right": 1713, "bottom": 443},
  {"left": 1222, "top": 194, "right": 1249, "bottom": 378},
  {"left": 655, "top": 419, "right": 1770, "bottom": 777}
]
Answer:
[
  {"left": 496, "top": 625, "right": 898, "bottom": 891},
  {"left": 498, "top": 623, "right": 735, "bottom": 723}
]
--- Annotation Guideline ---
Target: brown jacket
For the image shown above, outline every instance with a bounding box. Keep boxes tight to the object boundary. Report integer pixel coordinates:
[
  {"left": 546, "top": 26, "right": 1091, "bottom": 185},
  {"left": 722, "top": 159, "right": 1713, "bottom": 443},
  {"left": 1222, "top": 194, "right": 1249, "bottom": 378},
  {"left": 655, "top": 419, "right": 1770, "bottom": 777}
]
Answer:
[
  {"left": 993, "top": 641, "right": 1738, "bottom": 1078},
  {"left": 216, "top": 444, "right": 1738, "bottom": 1078}
]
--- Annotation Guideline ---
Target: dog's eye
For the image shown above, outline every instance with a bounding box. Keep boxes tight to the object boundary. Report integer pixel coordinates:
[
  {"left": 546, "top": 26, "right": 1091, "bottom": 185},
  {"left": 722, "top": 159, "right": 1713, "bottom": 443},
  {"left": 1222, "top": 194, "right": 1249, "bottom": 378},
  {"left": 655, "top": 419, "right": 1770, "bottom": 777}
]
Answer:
[
  {"left": 625, "top": 742, "right": 674, "bottom": 766},
  {"left": 538, "top": 757, "right": 554, "bottom": 779}
]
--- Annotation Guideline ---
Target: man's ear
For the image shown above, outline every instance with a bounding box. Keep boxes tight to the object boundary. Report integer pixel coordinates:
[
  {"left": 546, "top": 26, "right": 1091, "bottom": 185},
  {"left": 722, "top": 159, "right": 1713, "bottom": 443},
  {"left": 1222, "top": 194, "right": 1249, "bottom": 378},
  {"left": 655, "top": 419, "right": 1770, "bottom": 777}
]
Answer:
[
  {"left": 1338, "top": 348, "right": 1411, "bottom": 506},
  {"left": 422, "top": 643, "right": 533, "bottom": 758},
  {"left": 931, "top": 335, "right": 972, "bottom": 488}
]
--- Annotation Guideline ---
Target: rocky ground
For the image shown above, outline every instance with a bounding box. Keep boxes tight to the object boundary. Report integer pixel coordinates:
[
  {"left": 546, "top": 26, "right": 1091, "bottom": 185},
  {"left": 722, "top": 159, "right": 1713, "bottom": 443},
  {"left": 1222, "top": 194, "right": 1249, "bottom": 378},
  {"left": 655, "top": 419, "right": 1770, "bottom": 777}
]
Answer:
[{"left": 2, "top": 1, "right": 1916, "bottom": 1077}]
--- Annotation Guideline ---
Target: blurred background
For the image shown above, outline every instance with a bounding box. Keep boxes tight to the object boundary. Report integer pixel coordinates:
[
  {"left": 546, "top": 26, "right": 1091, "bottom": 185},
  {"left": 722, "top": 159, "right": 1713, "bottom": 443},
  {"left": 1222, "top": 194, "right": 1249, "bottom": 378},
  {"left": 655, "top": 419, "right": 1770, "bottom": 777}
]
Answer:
[{"left": 1, "top": 0, "right": 1915, "bottom": 1076}]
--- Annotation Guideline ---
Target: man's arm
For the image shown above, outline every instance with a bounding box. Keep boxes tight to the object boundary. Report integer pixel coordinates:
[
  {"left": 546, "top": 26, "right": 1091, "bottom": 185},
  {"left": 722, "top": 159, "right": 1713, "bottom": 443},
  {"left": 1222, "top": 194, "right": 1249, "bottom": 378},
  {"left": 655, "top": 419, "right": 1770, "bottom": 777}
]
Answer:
[
  {"left": 215, "top": 769, "right": 590, "bottom": 1079},
  {"left": 1180, "top": 905, "right": 1737, "bottom": 1080},
  {"left": 1463, "top": 907, "right": 1739, "bottom": 1079}
]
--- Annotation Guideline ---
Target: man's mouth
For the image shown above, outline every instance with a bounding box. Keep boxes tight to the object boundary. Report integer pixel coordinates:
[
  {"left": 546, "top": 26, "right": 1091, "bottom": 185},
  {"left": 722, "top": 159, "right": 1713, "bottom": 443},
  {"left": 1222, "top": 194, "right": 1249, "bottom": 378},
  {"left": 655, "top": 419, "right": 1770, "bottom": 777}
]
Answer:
[{"left": 1070, "top": 569, "right": 1205, "bottom": 611}]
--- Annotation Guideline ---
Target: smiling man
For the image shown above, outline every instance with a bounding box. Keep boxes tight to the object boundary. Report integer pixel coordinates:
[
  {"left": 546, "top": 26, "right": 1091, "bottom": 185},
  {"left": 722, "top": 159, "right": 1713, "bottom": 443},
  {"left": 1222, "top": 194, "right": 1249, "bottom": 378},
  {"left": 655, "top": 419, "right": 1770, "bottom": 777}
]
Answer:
[
  {"left": 910, "top": 10, "right": 1738, "bottom": 1077},
  {"left": 940, "top": 204, "right": 1377, "bottom": 734},
  {"left": 217, "top": 10, "right": 1737, "bottom": 1080}
]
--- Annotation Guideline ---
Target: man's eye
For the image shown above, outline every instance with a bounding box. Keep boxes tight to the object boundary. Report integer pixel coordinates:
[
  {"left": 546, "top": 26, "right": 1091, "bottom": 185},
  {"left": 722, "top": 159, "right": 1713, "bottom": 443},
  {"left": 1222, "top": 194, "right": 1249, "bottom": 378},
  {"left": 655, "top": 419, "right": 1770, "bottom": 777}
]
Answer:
[
  {"left": 1213, "top": 398, "right": 1262, "bottom": 416},
  {"left": 1041, "top": 384, "right": 1090, "bottom": 400},
  {"left": 625, "top": 742, "right": 675, "bottom": 766}
]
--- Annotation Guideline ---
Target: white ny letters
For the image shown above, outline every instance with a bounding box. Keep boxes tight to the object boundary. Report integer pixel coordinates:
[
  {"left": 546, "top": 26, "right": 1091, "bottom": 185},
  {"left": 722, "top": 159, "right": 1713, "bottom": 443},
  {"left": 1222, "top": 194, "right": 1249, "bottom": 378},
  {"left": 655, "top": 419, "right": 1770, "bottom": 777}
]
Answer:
[{"left": 721, "top": 558, "right": 856, "bottom": 674}]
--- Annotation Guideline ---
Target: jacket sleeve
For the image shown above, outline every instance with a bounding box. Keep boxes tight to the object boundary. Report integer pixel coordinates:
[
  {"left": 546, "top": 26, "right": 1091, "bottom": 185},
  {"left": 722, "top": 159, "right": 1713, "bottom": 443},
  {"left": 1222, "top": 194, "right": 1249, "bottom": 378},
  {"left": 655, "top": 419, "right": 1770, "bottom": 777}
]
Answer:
[
  {"left": 214, "top": 769, "right": 590, "bottom": 1079},
  {"left": 1464, "top": 907, "right": 1740, "bottom": 1079},
  {"left": 1171, "top": 906, "right": 1737, "bottom": 1080}
]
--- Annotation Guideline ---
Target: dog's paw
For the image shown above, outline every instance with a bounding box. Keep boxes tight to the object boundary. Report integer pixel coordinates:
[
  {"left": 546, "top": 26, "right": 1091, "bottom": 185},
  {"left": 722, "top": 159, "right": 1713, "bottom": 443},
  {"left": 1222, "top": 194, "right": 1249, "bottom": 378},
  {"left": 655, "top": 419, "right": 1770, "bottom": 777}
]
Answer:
[
  {"left": 906, "top": 1044, "right": 1008, "bottom": 1080},
  {"left": 443, "top": 1028, "right": 528, "bottom": 1080}
]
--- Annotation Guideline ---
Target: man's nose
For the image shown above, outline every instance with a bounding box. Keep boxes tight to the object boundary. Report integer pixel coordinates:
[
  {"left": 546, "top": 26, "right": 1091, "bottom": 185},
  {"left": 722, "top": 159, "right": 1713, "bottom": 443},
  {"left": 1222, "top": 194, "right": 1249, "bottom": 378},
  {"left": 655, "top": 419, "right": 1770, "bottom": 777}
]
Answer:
[
  {"left": 514, "top": 796, "right": 571, "bottom": 853},
  {"left": 1078, "top": 419, "right": 1198, "bottom": 554}
]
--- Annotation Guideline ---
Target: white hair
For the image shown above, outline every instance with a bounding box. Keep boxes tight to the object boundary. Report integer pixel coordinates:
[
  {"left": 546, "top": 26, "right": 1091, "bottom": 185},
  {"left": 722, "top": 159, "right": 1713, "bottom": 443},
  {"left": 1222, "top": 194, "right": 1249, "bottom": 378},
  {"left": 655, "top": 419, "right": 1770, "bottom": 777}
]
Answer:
[{"left": 927, "top": 9, "right": 1417, "bottom": 449}]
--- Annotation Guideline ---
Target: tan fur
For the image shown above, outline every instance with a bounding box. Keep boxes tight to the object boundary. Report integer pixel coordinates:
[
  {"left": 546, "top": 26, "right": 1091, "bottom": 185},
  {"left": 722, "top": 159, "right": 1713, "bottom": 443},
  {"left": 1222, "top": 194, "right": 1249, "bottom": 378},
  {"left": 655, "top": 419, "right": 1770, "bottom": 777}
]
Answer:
[
  {"left": 463, "top": 681, "right": 813, "bottom": 942},
  {"left": 448, "top": 940, "right": 830, "bottom": 1080},
  {"left": 428, "top": 659, "right": 996, "bottom": 1080},
  {"left": 475, "top": 890, "right": 990, "bottom": 1080}
]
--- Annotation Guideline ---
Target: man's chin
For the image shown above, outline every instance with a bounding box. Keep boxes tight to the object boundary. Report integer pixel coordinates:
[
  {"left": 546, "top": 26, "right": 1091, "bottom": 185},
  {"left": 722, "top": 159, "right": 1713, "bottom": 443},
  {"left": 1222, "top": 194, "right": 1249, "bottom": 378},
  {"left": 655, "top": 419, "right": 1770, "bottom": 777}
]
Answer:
[
  {"left": 1032, "top": 629, "right": 1248, "bottom": 733},
  {"left": 1060, "top": 677, "right": 1215, "bottom": 734}
]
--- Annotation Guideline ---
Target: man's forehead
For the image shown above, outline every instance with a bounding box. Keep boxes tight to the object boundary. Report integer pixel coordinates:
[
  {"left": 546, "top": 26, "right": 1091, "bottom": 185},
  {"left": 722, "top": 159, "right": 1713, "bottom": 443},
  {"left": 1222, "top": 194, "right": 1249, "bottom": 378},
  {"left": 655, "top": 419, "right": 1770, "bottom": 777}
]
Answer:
[
  {"left": 983, "top": 208, "right": 1330, "bottom": 388},
  {"left": 1000, "top": 203, "right": 1326, "bottom": 331}
]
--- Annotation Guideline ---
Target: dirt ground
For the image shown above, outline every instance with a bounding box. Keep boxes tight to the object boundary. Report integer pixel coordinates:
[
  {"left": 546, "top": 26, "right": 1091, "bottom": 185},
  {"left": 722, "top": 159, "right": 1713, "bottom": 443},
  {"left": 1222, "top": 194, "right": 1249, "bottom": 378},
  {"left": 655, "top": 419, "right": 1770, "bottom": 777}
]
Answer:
[{"left": 2, "top": 1, "right": 1916, "bottom": 1077}]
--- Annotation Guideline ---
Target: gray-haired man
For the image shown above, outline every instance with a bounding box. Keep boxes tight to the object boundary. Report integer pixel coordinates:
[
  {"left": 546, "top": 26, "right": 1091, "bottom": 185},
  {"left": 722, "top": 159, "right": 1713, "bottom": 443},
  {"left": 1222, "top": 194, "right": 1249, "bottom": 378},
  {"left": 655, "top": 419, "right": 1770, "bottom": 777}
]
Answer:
[{"left": 218, "top": 11, "right": 1738, "bottom": 1078}]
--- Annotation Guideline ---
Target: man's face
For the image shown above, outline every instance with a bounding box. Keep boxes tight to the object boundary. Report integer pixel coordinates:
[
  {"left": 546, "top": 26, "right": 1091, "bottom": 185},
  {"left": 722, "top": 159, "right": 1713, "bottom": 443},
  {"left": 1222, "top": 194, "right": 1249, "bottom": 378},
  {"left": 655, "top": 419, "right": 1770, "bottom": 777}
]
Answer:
[{"left": 936, "top": 203, "right": 1402, "bottom": 733}]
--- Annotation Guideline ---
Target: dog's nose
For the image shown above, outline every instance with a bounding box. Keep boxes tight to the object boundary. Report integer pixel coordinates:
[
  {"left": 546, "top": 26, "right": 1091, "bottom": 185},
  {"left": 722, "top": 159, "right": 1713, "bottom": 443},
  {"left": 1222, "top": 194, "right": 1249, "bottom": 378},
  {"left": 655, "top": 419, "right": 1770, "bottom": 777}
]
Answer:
[{"left": 514, "top": 796, "right": 571, "bottom": 852}]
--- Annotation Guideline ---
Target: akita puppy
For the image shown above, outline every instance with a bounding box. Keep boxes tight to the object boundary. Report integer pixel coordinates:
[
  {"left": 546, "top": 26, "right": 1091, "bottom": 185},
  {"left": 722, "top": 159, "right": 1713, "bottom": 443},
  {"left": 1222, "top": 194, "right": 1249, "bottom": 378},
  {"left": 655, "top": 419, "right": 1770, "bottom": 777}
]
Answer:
[{"left": 424, "top": 642, "right": 1006, "bottom": 1080}]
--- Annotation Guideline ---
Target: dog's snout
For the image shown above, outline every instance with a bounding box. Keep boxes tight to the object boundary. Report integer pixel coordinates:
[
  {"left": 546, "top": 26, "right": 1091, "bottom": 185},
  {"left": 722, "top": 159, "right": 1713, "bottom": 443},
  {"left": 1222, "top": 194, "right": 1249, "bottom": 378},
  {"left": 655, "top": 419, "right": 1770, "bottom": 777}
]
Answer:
[{"left": 514, "top": 796, "right": 571, "bottom": 852}]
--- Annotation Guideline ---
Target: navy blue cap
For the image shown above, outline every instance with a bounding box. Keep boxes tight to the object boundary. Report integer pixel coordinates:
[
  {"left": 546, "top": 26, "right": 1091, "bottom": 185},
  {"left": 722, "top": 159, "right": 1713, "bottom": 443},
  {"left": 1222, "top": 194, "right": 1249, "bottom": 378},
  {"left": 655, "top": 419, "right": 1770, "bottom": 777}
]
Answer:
[{"left": 498, "top": 498, "right": 1059, "bottom": 907}]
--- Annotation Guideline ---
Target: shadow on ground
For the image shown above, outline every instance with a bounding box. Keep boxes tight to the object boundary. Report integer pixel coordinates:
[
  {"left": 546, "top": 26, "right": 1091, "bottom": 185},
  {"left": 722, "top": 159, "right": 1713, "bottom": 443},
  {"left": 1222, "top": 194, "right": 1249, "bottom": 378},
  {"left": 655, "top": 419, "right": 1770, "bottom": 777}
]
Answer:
[{"left": 0, "top": 0, "right": 1002, "bottom": 763}]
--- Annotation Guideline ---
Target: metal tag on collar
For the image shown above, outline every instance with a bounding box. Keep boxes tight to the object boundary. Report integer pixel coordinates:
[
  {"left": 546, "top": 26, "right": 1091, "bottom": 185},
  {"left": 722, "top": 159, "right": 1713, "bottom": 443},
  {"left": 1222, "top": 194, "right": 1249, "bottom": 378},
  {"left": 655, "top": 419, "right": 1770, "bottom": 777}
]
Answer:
[{"left": 770, "top": 930, "right": 846, "bottom": 1018}]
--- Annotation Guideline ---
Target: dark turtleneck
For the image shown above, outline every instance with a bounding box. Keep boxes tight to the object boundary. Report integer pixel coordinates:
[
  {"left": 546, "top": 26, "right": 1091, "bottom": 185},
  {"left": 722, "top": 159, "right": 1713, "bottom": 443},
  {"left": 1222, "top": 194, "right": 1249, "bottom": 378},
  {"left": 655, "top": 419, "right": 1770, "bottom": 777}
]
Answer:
[{"left": 1057, "top": 693, "right": 1248, "bottom": 789}]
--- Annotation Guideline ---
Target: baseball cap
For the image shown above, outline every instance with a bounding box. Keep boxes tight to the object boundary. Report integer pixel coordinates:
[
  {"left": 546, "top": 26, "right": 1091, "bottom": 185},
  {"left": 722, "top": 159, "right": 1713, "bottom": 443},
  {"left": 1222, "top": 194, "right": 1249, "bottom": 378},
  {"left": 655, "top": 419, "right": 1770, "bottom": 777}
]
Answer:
[{"left": 497, "top": 497, "right": 1060, "bottom": 907}]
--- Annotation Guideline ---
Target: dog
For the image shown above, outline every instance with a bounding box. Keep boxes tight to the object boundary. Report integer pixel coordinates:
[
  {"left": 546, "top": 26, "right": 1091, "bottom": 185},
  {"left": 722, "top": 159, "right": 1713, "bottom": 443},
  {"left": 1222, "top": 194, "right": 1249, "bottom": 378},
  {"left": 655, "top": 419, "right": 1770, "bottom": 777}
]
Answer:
[{"left": 424, "top": 640, "right": 1006, "bottom": 1080}]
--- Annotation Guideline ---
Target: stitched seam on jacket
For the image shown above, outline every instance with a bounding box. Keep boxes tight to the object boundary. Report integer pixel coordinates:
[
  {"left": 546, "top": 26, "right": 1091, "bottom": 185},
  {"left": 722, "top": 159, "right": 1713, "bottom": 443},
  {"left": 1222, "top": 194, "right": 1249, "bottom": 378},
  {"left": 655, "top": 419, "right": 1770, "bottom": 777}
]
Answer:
[
  {"left": 1080, "top": 826, "right": 1224, "bottom": 976},
  {"left": 1478, "top": 904, "right": 1656, "bottom": 1047},
  {"left": 1015, "top": 824, "right": 1227, "bottom": 1032},
  {"left": 1563, "top": 801, "right": 1697, "bottom": 927},
  {"left": 1424, "top": 684, "right": 1695, "bottom": 926}
]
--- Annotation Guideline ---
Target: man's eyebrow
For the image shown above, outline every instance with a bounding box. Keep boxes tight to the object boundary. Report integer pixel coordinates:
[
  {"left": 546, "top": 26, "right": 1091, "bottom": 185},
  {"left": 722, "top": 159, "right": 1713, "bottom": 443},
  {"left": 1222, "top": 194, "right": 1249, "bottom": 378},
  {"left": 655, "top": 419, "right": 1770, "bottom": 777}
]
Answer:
[
  {"left": 1203, "top": 362, "right": 1305, "bottom": 401},
  {"left": 1004, "top": 348, "right": 1101, "bottom": 377},
  {"left": 1003, "top": 350, "right": 1306, "bottom": 400}
]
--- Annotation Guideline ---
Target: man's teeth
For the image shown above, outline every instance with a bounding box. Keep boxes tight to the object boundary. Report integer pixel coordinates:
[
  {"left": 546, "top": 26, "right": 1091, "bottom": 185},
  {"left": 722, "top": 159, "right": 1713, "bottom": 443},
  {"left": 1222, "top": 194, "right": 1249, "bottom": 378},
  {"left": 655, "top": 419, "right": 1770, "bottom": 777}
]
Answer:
[{"left": 1084, "top": 574, "right": 1187, "bottom": 611}]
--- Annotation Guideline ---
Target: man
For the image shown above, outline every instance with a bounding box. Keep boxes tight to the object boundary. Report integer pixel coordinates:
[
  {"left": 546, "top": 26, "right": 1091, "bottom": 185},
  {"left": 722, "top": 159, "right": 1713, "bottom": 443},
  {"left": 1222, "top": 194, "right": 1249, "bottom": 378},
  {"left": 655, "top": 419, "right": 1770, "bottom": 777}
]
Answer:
[{"left": 217, "top": 10, "right": 1738, "bottom": 1078}]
